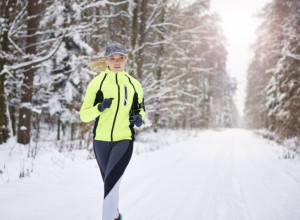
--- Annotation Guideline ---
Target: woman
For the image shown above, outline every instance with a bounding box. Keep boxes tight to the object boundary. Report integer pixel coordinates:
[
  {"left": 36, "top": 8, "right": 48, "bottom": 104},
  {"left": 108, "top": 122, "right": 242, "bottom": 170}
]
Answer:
[{"left": 80, "top": 43, "right": 145, "bottom": 220}]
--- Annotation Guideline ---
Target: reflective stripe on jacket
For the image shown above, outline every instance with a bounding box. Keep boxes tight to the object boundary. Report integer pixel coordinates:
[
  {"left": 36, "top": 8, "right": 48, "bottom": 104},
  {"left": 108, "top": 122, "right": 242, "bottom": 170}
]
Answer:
[{"left": 80, "top": 68, "right": 145, "bottom": 141}]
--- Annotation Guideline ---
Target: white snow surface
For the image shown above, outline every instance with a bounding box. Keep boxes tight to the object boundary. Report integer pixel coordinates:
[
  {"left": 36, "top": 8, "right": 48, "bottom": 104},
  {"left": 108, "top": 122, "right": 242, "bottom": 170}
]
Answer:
[{"left": 1, "top": 129, "right": 300, "bottom": 220}]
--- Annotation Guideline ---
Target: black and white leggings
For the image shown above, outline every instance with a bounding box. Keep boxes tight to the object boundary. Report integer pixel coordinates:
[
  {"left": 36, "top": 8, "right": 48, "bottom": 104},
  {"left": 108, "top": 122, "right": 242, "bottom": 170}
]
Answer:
[{"left": 93, "top": 140, "right": 133, "bottom": 220}]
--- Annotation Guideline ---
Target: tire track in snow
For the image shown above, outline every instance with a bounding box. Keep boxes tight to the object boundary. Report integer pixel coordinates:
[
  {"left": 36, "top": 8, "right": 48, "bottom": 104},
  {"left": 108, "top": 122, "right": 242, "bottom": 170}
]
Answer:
[
  {"left": 199, "top": 133, "right": 252, "bottom": 220},
  {"left": 123, "top": 129, "right": 300, "bottom": 220}
]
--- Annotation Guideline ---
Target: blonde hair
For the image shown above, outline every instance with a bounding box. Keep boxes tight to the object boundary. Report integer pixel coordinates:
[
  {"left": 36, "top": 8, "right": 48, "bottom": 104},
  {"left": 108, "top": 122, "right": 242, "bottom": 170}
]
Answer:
[{"left": 89, "top": 57, "right": 107, "bottom": 72}]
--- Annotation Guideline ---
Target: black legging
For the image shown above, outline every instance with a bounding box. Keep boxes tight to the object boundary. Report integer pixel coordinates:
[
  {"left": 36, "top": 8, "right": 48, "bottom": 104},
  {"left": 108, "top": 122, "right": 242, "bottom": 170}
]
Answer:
[{"left": 93, "top": 140, "right": 133, "bottom": 220}]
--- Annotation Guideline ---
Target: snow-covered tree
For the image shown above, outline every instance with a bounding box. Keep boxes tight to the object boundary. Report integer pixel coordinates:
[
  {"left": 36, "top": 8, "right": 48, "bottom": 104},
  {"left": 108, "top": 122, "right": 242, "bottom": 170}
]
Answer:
[
  {"left": 0, "top": 0, "right": 63, "bottom": 144},
  {"left": 1, "top": 0, "right": 237, "bottom": 149},
  {"left": 166, "top": 0, "right": 233, "bottom": 129},
  {"left": 268, "top": 0, "right": 300, "bottom": 138},
  {"left": 0, "top": 0, "right": 17, "bottom": 144},
  {"left": 245, "top": 0, "right": 287, "bottom": 129},
  {"left": 245, "top": 0, "right": 300, "bottom": 139}
]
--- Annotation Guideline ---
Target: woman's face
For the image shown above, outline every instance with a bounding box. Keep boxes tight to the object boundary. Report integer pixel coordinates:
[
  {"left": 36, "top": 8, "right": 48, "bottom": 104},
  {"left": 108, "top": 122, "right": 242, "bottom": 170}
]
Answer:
[{"left": 106, "top": 54, "right": 128, "bottom": 73}]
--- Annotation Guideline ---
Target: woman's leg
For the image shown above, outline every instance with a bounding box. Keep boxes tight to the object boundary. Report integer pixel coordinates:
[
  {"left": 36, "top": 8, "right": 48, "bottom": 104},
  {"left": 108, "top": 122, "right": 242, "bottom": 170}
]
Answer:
[
  {"left": 94, "top": 140, "right": 133, "bottom": 220},
  {"left": 93, "top": 140, "right": 112, "bottom": 181},
  {"left": 103, "top": 140, "right": 133, "bottom": 220}
]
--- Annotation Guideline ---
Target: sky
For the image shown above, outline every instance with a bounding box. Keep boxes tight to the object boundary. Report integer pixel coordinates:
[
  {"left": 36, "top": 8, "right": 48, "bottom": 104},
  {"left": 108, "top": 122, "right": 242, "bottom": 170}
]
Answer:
[
  {"left": 210, "top": 0, "right": 272, "bottom": 117},
  {"left": 183, "top": 0, "right": 272, "bottom": 116}
]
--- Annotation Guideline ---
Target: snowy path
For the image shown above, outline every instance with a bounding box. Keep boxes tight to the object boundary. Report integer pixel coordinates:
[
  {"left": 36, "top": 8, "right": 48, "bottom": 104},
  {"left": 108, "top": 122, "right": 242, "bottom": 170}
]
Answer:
[{"left": 1, "top": 129, "right": 300, "bottom": 220}]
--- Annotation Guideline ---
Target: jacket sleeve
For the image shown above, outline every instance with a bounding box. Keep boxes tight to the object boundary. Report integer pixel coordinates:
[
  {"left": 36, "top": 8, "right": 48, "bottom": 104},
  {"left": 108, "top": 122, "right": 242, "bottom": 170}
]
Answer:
[
  {"left": 135, "top": 81, "right": 145, "bottom": 120},
  {"left": 80, "top": 80, "right": 102, "bottom": 123}
]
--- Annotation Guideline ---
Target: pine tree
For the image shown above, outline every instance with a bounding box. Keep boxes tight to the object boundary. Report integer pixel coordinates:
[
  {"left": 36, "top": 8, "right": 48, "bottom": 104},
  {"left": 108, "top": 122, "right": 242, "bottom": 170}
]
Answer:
[
  {"left": 246, "top": 0, "right": 300, "bottom": 139},
  {"left": 270, "top": 0, "right": 300, "bottom": 138},
  {"left": 245, "top": 0, "right": 287, "bottom": 130}
]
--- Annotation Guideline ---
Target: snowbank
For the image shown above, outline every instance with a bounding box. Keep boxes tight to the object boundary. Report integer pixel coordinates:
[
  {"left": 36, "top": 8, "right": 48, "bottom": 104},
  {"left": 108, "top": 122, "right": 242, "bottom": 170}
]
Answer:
[{"left": 0, "top": 129, "right": 197, "bottom": 185}]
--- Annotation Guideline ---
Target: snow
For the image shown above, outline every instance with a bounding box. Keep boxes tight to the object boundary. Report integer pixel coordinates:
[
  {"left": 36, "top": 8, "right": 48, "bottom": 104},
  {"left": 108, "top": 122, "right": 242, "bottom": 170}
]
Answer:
[
  {"left": 48, "top": 95, "right": 62, "bottom": 115},
  {"left": 20, "top": 126, "right": 27, "bottom": 131},
  {"left": 0, "top": 37, "right": 63, "bottom": 76},
  {"left": 1, "top": 129, "right": 300, "bottom": 220},
  {"left": 286, "top": 50, "right": 300, "bottom": 61},
  {"left": 65, "top": 82, "right": 74, "bottom": 103},
  {"left": 32, "top": 107, "right": 42, "bottom": 115},
  {"left": 52, "top": 6, "right": 65, "bottom": 27},
  {"left": 72, "top": 33, "right": 93, "bottom": 55}
]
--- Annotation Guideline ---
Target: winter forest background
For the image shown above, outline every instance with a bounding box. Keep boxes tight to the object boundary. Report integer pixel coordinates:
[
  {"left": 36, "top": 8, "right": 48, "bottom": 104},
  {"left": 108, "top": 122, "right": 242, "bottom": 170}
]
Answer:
[{"left": 0, "top": 0, "right": 299, "bottom": 154}]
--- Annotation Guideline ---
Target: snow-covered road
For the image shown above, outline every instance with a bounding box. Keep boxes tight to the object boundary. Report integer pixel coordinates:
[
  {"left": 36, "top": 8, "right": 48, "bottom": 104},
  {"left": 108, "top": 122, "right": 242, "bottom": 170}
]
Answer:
[{"left": 1, "top": 129, "right": 300, "bottom": 220}]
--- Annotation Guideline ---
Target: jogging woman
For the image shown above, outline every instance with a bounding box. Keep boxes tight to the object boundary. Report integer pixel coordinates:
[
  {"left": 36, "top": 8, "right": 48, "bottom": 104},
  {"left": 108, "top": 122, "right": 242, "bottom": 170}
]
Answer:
[{"left": 80, "top": 43, "right": 145, "bottom": 220}]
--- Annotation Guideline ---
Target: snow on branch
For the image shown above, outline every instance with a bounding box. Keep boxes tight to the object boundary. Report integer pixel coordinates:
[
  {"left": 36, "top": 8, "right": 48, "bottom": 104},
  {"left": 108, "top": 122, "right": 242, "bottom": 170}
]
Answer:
[
  {"left": 7, "top": 3, "right": 28, "bottom": 55},
  {"left": 133, "top": 40, "right": 170, "bottom": 54},
  {"left": 0, "top": 33, "right": 65, "bottom": 76},
  {"left": 145, "top": 3, "right": 164, "bottom": 34},
  {"left": 150, "top": 22, "right": 181, "bottom": 29},
  {"left": 78, "top": 0, "right": 128, "bottom": 13},
  {"left": 286, "top": 50, "right": 300, "bottom": 61}
]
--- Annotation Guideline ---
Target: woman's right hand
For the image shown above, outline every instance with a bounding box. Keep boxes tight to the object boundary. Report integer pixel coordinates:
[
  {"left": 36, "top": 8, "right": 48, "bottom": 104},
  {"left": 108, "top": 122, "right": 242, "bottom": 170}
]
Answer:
[
  {"left": 132, "top": 114, "right": 143, "bottom": 127},
  {"left": 98, "top": 98, "right": 114, "bottom": 112}
]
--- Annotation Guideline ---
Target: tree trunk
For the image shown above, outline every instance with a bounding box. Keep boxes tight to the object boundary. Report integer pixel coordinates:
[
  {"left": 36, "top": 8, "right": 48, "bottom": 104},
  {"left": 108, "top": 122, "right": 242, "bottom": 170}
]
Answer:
[
  {"left": 130, "top": 0, "right": 139, "bottom": 77},
  {"left": 57, "top": 116, "right": 61, "bottom": 141},
  {"left": 17, "top": 0, "right": 40, "bottom": 144},
  {"left": 0, "top": 74, "right": 7, "bottom": 144},
  {"left": 0, "top": 0, "right": 17, "bottom": 144},
  {"left": 153, "top": 57, "right": 162, "bottom": 132},
  {"left": 153, "top": 3, "right": 165, "bottom": 132},
  {"left": 8, "top": 105, "right": 16, "bottom": 136},
  {"left": 137, "top": 0, "right": 148, "bottom": 80}
]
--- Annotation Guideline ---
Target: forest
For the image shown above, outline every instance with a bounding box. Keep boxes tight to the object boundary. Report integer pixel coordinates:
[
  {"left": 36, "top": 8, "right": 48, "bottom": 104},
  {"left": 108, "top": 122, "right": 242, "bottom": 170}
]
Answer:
[
  {"left": 245, "top": 0, "right": 300, "bottom": 147},
  {"left": 0, "top": 0, "right": 237, "bottom": 149}
]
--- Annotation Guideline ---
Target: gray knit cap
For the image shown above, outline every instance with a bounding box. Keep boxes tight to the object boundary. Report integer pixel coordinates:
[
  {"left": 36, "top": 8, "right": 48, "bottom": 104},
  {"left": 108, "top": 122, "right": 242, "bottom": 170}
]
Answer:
[{"left": 104, "top": 43, "right": 127, "bottom": 57}]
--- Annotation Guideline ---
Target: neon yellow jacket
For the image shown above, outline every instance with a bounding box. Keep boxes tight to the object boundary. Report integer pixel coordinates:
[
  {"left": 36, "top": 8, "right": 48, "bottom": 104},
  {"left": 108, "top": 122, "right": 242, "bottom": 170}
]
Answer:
[{"left": 80, "top": 68, "right": 145, "bottom": 141}]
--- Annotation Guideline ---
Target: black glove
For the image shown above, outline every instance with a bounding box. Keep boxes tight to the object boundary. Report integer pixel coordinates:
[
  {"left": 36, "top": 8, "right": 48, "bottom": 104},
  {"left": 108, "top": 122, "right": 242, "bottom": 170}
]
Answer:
[
  {"left": 98, "top": 98, "right": 114, "bottom": 112},
  {"left": 133, "top": 114, "right": 143, "bottom": 127}
]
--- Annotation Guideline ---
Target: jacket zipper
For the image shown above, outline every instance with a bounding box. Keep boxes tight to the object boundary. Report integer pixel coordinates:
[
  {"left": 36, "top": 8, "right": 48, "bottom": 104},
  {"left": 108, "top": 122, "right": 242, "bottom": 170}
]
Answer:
[
  {"left": 111, "top": 74, "right": 120, "bottom": 141},
  {"left": 124, "top": 85, "right": 127, "bottom": 106}
]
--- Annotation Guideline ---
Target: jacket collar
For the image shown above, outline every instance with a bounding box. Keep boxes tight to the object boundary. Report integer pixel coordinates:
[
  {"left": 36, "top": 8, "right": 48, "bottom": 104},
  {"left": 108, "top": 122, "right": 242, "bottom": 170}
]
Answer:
[{"left": 105, "top": 68, "right": 128, "bottom": 76}]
